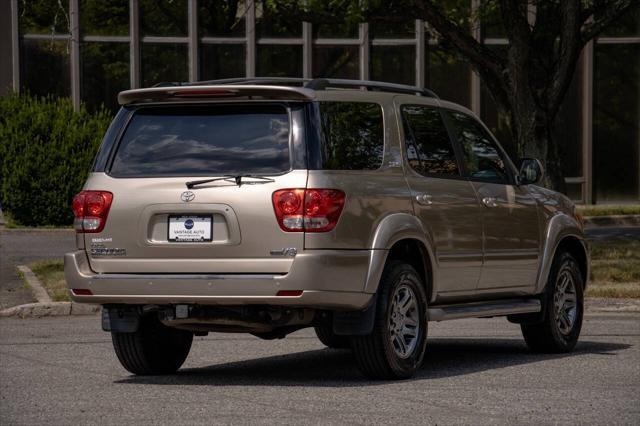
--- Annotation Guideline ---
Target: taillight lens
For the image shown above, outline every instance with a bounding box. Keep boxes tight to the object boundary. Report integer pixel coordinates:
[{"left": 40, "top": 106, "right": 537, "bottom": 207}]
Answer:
[
  {"left": 272, "top": 189, "right": 345, "bottom": 232},
  {"left": 72, "top": 190, "right": 113, "bottom": 233}
]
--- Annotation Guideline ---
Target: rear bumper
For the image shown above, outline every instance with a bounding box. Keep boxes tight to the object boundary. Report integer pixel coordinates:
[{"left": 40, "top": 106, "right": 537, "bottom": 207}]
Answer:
[{"left": 64, "top": 250, "right": 374, "bottom": 310}]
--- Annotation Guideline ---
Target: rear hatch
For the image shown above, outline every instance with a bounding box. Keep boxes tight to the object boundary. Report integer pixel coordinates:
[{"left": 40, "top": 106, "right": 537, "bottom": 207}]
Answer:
[{"left": 82, "top": 103, "right": 307, "bottom": 274}]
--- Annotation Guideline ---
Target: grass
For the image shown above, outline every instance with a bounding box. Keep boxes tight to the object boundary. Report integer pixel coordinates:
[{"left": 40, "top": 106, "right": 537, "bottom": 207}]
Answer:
[
  {"left": 29, "top": 259, "right": 70, "bottom": 302},
  {"left": 25, "top": 239, "right": 640, "bottom": 301},
  {"left": 578, "top": 205, "right": 640, "bottom": 217},
  {"left": 586, "top": 239, "right": 640, "bottom": 298}
]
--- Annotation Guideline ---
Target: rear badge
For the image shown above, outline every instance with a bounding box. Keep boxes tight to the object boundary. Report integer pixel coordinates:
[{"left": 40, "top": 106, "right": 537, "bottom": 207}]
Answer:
[
  {"left": 270, "top": 248, "right": 297, "bottom": 257},
  {"left": 90, "top": 248, "right": 126, "bottom": 257},
  {"left": 181, "top": 191, "right": 195, "bottom": 202}
]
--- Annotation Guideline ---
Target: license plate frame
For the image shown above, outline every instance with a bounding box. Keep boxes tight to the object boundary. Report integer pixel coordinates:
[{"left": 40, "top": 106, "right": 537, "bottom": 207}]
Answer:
[{"left": 167, "top": 215, "right": 213, "bottom": 242}]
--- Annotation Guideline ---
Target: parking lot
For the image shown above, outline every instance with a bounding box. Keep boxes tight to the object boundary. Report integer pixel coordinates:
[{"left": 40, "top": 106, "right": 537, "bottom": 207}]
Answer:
[{"left": 1, "top": 312, "right": 638, "bottom": 424}]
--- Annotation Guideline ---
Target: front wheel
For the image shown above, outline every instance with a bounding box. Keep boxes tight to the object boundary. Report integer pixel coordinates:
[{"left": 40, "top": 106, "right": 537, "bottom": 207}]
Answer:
[
  {"left": 112, "top": 314, "right": 193, "bottom": 375},
  {"left": 351, "top": 261, "right": 428, "bottom": 380},
  {"left": 521, "top": 252, "right": 584, "bottom": 353}
]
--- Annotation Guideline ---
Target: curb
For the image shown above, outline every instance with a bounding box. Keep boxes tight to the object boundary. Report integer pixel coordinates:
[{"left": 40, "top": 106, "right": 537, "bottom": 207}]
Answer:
[
  {"left": 584, "top": 215, "right": 640, "bottom": 228},
  {"left": 0, "top": 302, "right": 100, "bottom": 318},
  {"left": 1, "top": 264, "right": 100, "bottom": 318}
]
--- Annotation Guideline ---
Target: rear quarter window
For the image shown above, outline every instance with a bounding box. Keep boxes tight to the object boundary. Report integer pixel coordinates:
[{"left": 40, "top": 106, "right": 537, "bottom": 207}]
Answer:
[
  {"left": 318, "top": 101, "right": 384, "bottom": 170},
  {"left": 109, "top": 104, "right": 290, "bottom": 177}
]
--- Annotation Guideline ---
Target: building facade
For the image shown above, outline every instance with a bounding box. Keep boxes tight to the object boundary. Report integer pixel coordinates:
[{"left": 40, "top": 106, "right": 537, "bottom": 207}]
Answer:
[{"left": 2, "top": 0, "right": 639, "bottom": 204}]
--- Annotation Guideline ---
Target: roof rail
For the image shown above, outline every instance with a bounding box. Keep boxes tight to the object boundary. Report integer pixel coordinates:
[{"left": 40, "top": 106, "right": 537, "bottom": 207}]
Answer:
[
  {"left": 304, "top": 78, "right": 439, "bottom": 98},
  {"left": 161, "top": 77, "right": 439, "bottom": 98}
]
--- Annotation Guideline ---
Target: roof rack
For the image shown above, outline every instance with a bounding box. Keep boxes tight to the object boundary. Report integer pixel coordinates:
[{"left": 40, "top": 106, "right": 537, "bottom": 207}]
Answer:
[{"left": 163, "top": 77, "right": 438, "bottom": 98}]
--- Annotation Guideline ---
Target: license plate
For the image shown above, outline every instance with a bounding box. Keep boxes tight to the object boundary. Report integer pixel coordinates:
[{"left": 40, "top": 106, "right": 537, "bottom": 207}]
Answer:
[{"left": 168, "top": 215, "right": 213, "bottom": 242}]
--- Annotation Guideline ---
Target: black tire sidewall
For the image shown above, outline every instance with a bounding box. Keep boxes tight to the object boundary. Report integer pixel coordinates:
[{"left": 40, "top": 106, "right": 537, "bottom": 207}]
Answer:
[
  {"left": 544, "top": 252, "right": 584, "bottom": 351},
  {"left": 377, "top": 262, "right": 428, "bottom": 377}
]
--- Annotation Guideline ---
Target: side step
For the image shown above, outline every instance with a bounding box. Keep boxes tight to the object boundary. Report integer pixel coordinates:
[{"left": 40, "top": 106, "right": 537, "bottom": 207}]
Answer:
[{"left": 428, "top": 298, "right": 541, "bottom": 321}]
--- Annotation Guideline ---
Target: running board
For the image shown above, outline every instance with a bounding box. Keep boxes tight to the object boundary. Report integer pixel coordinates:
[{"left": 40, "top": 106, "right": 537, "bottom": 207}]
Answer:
[{"left": 428, "top": 298, "right": 541, "bottom": 321}]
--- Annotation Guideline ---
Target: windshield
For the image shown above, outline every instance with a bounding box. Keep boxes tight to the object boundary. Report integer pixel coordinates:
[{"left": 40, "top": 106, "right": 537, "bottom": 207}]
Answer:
[{"left": 109, "top": 104, "right": 291, "bottom": 177}]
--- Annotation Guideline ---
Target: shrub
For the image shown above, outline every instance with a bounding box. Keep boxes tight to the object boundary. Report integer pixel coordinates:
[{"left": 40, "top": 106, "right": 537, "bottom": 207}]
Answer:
[{"left": 0, "top": 94, "right": 113, "bottom": 226}]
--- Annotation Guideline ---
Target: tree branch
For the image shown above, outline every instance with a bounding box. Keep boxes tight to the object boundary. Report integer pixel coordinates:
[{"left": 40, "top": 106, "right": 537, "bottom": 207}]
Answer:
[
  {"left": 414, "top": 0, "right": 509, "bottom": 105},
  {"left": 581, "top": 0, "right": 634, "bottom": 43}
]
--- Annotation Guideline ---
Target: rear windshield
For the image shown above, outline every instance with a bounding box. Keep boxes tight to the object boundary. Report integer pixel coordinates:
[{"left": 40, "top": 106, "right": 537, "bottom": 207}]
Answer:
[{"left": 109, "top": 105, "right": 290, "bottom": 177}]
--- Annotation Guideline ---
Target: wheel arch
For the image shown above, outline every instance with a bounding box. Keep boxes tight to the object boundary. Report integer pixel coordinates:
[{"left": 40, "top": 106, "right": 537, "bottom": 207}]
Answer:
[
  {"left": 364, "top": 213, "right": 435, "bottom": 301},
  {"left": 536, "top": 212, "right": 589, "bottom": 294}
]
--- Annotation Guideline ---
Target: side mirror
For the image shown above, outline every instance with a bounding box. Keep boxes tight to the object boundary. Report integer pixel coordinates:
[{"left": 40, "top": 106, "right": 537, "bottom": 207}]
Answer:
[{"left": 518, "top": 158, "right": 544, "bottom": 185}]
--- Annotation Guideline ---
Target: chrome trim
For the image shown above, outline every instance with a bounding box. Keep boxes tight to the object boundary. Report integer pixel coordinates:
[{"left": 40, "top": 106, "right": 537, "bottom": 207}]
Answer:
[
  {"left": 91, "top": 273, "right": 280, "bottom": 280},
  {"left": 428, "top": 298, "right": 541, "bottom": 321}
]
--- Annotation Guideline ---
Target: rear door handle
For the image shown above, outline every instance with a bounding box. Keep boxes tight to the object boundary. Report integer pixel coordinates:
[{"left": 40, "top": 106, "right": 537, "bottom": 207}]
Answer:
[
  {"left": 415, "top": 193, "right": 433, "bottom": 206},
  {"left": 482, "top": 197, "right": 498, "bottom": 207}
]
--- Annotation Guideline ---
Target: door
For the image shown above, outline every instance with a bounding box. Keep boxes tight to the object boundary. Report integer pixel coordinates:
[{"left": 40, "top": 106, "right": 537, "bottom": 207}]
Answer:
[
  {"left": 84, "top": 103, "right": 307, "bottom": 274},
  {"left": 398, "top": 103, "right": 484, "bottom": 294},
  {"left": 443, "top": 109, "right": 541, "bottom": 291}
]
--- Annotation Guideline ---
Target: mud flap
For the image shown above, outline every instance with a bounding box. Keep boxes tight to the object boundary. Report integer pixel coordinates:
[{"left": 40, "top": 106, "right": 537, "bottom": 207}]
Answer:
[
  {"left": 102, "top": 305, "right": 141, "bottom": 333},
  {"left": 332, "top": 294, "right": 377, "bottom": 335}
]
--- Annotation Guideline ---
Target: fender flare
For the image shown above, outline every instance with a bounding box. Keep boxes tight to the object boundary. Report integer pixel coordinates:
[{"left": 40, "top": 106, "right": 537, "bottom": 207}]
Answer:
[
  {"left": 363, "top": 213, "right": 436, "bottom": 295},
  {"left": 535, "top": 213, "right": 588, "bottom": 294}
]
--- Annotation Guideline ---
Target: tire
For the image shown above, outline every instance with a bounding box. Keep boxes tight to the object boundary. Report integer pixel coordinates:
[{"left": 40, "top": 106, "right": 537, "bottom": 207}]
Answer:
[
  {"left": 351, "top": 261, "right": 428, "bottom": 380},
  {"left": 522, "top": 251, "right": 584, "bottom": 353},
  {"left": 111, "top": 313, "right": 193, "bottom": 375},
  {"left": 314, "top": 325, "right": 350, "bottom": 349}
]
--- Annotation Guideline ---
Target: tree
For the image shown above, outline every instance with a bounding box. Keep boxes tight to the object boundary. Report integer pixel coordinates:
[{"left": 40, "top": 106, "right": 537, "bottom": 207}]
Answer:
[{"left": 270, "top": 0, "right": 635, "bottom": 190}]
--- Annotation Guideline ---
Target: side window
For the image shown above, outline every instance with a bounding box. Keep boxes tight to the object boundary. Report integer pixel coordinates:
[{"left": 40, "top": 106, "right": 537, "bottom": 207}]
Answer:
[
  {"left": 318, "top": 102, "right": 383, "bottom": 170},
  {"left": 401, "top": 105, "right": 460, "bottom": 177},
  {"left": 445, "top": 110, "right": 510, "bottom": 183}
]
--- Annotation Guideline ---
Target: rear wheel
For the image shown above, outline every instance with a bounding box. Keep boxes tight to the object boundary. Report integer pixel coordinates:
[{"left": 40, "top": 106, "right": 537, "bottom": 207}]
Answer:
[
  {"left": 111, "top": 314, "right": 193, "bottom": 375},
  {"left": 521, "top": 252, "right": 584, "bottom": 353},
  {"left": 351, "top": 261, "right": 428, "bottom": 380},
  {"left": 314, "top": 325, "right": 350, "bottom": 349}
]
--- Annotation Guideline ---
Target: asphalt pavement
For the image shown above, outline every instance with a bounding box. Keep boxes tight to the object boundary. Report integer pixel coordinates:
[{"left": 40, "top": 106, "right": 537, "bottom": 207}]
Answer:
[
  {"left": 0, "top": 229, "right": 75, "bottom": 309},
  {"left": 1, "top": 313, "right": 638, "bottom": 424}
]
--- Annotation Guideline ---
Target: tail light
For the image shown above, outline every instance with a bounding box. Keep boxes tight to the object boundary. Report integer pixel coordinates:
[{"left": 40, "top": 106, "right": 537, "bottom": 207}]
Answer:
[
  {"left": 72, "top": 190, "right": 113, "bottom": 233},
  {"left": 272, "top": 189, "right": 345, "bottom": 232}
]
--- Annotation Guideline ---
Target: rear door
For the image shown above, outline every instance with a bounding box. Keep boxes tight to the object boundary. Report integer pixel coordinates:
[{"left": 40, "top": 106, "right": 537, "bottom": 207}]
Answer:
[
  {"left": 84, "top": 103, "right": 307, "bottom": 274},
  {"left": 397, "top": 101, "right": 484, "bottom": 295}
]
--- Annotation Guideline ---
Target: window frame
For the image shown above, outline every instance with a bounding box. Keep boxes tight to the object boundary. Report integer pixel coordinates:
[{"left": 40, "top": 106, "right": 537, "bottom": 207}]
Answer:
[
  {"left": 441, "top": 108, "right": 519, "bottom": 186},
  {"left": 399, "top": 103, "right": 466, "bottom": 180}
]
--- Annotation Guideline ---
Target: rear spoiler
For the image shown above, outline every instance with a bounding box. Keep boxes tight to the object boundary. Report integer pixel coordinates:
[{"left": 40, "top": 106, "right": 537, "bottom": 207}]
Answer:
[{"left": 118, "top": 85, "right": 315, "bottom": 105}]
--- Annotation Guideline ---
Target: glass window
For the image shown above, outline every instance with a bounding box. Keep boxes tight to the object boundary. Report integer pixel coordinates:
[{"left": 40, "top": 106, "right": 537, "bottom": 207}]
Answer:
[
  {"left": 318, "top": 102, "right": 384, "bottom": 170},
  {"left": 555, "top": 57, "right": 583, "bottom": 178},
  {"left": 601, "top": 4, "right": 640, "bottom": 37},
  {"left": 257, "top": 45, "right": 303, "bottom": 77},
  {"left": 110, "top": 105, "right": 291, "bottom": 177},
  {"left": 480, "top": 2, "right": 505, "bottom": 39},
  {"left": 370, "top": 20, "right": 415, "bottom": 39},
  {"left": 445, "top": 110, "right": 510, "bottom": 183},
  {"left": 314, "top": 21, "right": 358, "bottom": 39},
  {"left": 140, "top": 0, "right": 188, "bottom": 37},
  {"left": 593, "top": 44, "right": 640, "bottom": 203},
  {"left": 141, "top": 43, "right": 188, "bottom": 87},
  {"left": 402, "top": 105, "right": 460, "bottom": 176},
  {"left": 256, "top": 1, "right": 302, "bottom": 38},
  {"left": 81, "top": 42, "right": 129, "bottom": 112},
  {"left": 80, "top": 0, "right": 128, "bottom": 36},
  {"left": 20, "top": 40, "right": 70, "bottom": 98},
  {"left": 199, "top": 0, "right": 246, "bottom": 37},
  {"left": 200, "top": 44, "right": 245, "bottom": 80},
  {"left": 427, "top": 46, "right": 471, "bottom": 108},
  {"left": 370, "top": 45, "right": 416, "bottom": 85},
  {"left": 313, "top": 46, "right": 359, "bottom": 79},
  {"left": 19, "top": 0, "right": 70, "bottom": 34}
]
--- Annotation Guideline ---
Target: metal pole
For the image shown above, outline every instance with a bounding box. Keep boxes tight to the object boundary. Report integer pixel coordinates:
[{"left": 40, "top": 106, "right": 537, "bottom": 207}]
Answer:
[
  {"left": 581, "top": 40, "right": 594, "bottom": 204},
  {"left": 302, "top": 22, "right": 312, "bottom": 78},
  {"left": 359, "top": 23, "right": 369, "bottom": 80},
  {"left": 130, "top": 0, "right": 140, "bottom": 88},
  {"left": 70, "top": 0, "right": 81, "bottom": 110},
  {"left": 188, "top": 0, "right": 198, "bottom": 82},
  {"left": 415, "top": 19, "right": 425, "bottom": 89},
  {"left": 246, "top": 2, "right": 256, "bottom": 77},
  {"left": 470, "top": 0, "right": 481, "bottom": 115},
  {"left": 10, "top": 0, "right": 19, "bottom": 92}
]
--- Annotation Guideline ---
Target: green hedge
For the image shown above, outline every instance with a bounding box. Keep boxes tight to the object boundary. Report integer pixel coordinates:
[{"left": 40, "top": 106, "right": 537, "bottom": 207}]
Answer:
[{"left": 0, "top": 94, "right": 113, "bottom": 226}]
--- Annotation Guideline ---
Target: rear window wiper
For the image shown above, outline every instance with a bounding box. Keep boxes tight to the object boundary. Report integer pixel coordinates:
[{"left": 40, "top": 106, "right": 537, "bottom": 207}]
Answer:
[{"left": 186, "top": 175, "right": 275, "bottom": 189}]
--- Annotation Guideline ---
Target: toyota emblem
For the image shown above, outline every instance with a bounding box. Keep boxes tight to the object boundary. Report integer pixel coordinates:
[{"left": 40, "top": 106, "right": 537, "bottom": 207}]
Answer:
[{"left": 180, "top": 191, "right": 195, "bottom": 202}]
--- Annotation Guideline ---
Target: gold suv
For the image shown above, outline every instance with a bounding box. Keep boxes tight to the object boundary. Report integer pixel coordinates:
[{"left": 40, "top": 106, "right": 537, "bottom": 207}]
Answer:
[{"left": 65, "top": 78, "right": 589, "bottom": 379}]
